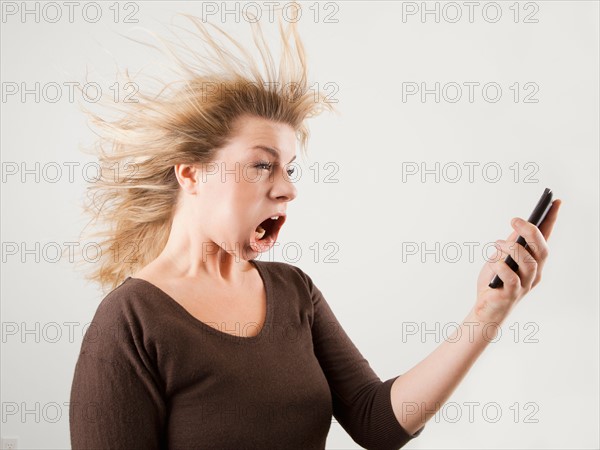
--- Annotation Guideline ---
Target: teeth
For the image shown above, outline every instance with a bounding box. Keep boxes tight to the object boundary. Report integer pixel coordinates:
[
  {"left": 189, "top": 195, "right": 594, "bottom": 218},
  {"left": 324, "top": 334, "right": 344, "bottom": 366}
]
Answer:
[
  {"left": 255, "top": 225, "right": 266, "bottom": 240},
  {"left": 271, "top": 216, "right": 279, "bottom": 220}
]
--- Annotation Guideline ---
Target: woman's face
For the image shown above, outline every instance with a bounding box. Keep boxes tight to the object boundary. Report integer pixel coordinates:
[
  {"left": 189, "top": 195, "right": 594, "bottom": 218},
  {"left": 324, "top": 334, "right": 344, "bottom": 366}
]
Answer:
[{"left": 181, "top": 114, "right": 298, "bottom": 261}]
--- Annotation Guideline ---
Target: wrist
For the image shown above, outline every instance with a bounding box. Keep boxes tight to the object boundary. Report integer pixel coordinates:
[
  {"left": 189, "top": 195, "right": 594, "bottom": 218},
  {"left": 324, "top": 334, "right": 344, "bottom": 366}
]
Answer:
[{"left": 471, "top": 300, "right": 513, "bottom": 326}]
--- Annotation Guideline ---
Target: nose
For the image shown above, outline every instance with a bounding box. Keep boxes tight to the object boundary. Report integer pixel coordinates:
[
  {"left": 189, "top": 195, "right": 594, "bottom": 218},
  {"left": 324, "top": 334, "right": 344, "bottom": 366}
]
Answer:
[{"left": 272, "top": 165, "right": 298, "bottom": 202}]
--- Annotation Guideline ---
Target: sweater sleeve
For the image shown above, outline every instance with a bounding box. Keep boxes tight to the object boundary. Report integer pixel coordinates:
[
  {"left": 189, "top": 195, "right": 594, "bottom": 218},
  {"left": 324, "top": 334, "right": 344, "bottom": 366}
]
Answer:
[
  {"left": 69, "top": 292, "right": 167, "bottom": 450},
  {"left": 305, "top": 272, "right": 424, "bottom": 450}
]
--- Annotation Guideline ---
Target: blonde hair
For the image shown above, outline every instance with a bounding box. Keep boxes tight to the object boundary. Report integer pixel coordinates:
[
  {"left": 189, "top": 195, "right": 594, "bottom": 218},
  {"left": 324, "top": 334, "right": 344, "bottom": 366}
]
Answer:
[{"left": 74, "top": 4, "right": 336, "bottom": 293}]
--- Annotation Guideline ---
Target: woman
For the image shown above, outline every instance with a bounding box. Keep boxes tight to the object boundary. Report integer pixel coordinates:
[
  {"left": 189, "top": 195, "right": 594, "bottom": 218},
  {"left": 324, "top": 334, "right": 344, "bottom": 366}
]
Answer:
[{"left": 69, "top": 5, "right": 562, "bottom": 450}]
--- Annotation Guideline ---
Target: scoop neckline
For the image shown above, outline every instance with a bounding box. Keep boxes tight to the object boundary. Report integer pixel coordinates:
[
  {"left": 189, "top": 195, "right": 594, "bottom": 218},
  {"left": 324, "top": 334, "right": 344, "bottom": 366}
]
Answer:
[{"left": 125, "top": 259, "right": 272, "bottom": 343}]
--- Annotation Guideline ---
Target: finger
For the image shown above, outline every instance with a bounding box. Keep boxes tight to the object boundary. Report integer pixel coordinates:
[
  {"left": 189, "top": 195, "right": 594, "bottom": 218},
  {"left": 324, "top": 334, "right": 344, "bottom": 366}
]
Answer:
[
  {"left": 495, "top": 239, "right": 537, "bottom": 268},
  {"left": 510, "top": 217, "right": 549, "bottom": 266},
  {"left": 482, "top": 243, "right": 512, "bottom": 281},
  {"left": 492, "top": 257, "right": 521, "bottom": 296},
  {"left": 479, "top": 244, "right": 501, "bottom": 285},
  {"left": 495, "top": 239, "right": 537, "bottom": 289},
  {"left": 538, "top": 199, "right": 562, "bottom": 242},
  {"left": 505, "top": 228, "right": 519, "bottom": 241}
]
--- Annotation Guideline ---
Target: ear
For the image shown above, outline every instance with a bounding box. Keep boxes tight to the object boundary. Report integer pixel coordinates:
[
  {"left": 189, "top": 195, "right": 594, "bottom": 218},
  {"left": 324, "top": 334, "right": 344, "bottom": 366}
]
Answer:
[{"left": 174, "top": 163, "right": 200, "bottom": 195}]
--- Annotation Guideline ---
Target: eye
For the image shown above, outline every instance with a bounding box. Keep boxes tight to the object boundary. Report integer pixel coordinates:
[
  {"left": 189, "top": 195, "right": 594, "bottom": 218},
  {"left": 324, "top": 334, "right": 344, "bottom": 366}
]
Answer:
[{"left": 255, "top": 160, "right": 273, "bottom": 171}]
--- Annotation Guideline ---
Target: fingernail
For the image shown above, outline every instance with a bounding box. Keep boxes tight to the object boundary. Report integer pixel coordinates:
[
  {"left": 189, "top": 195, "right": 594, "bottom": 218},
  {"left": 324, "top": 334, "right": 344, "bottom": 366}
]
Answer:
[{"left": 512, "top": 217, "right": 522, "bottom": 227}]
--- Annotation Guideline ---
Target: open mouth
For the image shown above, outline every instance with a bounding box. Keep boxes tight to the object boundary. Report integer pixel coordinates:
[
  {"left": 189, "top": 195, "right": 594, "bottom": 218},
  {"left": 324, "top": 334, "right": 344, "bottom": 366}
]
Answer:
[{"left": 251, "top": 214, "right": 286, "bottom": 252}]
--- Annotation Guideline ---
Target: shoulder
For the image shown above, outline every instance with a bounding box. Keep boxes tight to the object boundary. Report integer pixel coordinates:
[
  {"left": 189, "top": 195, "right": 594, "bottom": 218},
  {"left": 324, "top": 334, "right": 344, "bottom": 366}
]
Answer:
[
  {"left": 80, "top": 278, "right": 170, "bottom": 357},
  {"left": 254, "top": 259, "right": 312, "bottom": 284},
  {"left": 93, "top": 277, "right": 166, "bottom": 325},
  {"left": 253, "top": 259, "right": 322, "bottom": 300}
]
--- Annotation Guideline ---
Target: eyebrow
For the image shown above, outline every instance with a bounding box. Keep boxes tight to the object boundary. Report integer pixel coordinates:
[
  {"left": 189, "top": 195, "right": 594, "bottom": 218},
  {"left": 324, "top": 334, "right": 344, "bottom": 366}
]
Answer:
[{"left": 251, "top": 145, "right": 297, "bottom": 164}]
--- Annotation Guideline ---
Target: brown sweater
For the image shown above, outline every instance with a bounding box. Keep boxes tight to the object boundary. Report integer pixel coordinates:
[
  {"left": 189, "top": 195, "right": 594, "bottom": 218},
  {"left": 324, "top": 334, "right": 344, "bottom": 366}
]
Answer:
[{"left": 69, "top": 259, "right": 423, "bottom": 449}]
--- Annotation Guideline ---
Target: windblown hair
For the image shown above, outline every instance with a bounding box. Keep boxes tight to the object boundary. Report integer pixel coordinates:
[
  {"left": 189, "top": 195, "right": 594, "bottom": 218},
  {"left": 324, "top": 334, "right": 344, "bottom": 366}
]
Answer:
[{"left": 74, "top": 3, "right": 336, "bottom": 293}]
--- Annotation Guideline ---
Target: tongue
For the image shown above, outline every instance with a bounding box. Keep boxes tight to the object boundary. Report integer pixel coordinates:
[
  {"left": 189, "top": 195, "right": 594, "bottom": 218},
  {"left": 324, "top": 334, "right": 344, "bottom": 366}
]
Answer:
[{"left": 255, "top": 224, "right": 266, "bottom": 240}]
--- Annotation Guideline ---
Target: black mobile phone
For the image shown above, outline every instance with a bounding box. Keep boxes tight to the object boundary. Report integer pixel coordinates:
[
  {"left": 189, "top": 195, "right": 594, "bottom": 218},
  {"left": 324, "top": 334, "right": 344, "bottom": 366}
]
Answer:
[{"left": 489, "top": 188, "right": 554, "bottom": 289}]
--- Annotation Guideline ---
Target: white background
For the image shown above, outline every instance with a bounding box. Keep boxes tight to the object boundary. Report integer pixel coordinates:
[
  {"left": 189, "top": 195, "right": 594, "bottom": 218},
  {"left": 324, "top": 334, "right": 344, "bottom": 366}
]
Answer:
[{"left": 1, "top": 1, "right": 598, "bottom": 448}]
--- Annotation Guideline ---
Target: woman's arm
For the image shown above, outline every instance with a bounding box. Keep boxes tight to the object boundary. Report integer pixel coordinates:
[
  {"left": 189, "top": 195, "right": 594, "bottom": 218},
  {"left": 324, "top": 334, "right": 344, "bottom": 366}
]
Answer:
[
  {"left": 69, "top": 290, "right": 167, "bottom": 449},
  {"left": 390, "top": 199, "right": 562, "bottom": 435},
  {"left": 390, "top": 305, "right": 502, "bottom": 435}
]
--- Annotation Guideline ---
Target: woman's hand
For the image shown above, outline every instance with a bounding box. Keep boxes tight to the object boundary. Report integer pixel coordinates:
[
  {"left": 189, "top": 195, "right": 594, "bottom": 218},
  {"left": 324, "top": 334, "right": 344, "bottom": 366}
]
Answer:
[{"left": 474, "top": 199, "right": 562, "bottom": 323}]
